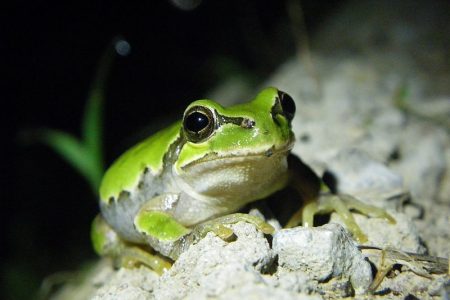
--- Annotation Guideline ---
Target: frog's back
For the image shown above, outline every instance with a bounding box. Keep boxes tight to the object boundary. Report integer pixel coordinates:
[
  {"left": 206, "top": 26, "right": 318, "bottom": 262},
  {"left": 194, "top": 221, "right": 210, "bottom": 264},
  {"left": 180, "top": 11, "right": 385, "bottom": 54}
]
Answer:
[{"left": 99, "top": 121, "right": 181, "bottom": 203}]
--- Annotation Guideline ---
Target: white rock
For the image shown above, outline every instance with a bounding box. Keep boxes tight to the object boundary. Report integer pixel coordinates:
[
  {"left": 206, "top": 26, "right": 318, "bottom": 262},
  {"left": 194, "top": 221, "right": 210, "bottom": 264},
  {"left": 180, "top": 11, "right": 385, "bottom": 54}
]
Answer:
[
  {"left": 391, "top": 124, "right": 447, "bottom": 202},
  {"left": 214, "top": 283, "right": 322, "bottom": 300},
  {"left": 272, "top": 223, "right": 373, "bottom": 293},
  {"left": 91, "top": 265, "right": 158, "bottom": 300},
  {"left": 326, "top": 148, "right": 404, "bottom": 196},
  {"left": 268, "top": 270, "right": 316, "bottom": 295},
  {"left": 153, "top": 222, "right": 275, "bottom": 299}
]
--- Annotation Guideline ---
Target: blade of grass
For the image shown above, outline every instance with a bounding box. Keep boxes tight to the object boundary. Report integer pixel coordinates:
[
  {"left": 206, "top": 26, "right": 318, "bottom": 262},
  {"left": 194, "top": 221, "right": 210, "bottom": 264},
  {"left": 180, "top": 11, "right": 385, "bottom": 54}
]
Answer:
[
  {"left": 81, "top": 50, "right": 112, "bottom": 188},
  {"left": 81, "top": 38, "right": 131, "bottom": 190},
  {"left": 40, "top": 129, "right": 98, "bottom": 192},
  {"left": 82, "top": 39, "right": 118, "bottom": 170},
  {"left": 21, "top": 38, "right": 130, "bottom": 194},
  {"left": 82, "top": 86, "right": 104, "bottom": 190}
]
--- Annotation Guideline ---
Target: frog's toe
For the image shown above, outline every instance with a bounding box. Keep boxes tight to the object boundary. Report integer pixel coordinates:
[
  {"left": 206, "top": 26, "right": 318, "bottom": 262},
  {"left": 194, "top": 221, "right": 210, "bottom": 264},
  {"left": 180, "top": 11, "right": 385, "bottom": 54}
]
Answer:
[
  {"left": 339, "top": 194, "right": 396, "bottom": 224},
  {"left": 287, "top": 192, "right": 397, "bottom": 243},
  {"left": 315, "top": 194, "right": 368, "bottom": 243},
  {"left": 216, "top": 213, "right": 275, "bottom": 234},
  {"left": 193, "top": 221, "right": 234, "bottom": 240},
  {"left": 316, "top": 193, "right": 397, "bottom": 243},
  {"left": 193, "top": 213, "right": 275, "bottom": 241},
  {"left": 120, "top": 246, "right": 172, "bottom": 274}
]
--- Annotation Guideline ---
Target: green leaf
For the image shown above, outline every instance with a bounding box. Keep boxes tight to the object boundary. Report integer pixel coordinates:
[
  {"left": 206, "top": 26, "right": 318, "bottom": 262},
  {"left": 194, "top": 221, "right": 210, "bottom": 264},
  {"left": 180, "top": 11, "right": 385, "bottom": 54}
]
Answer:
[
  {"left": 40, "top": 129, "right": 100, "bottom": 191},
  {"left": 22, "top": 38, "right": 129, "bottom": 194},
  {"left": 82, "top": 42, "right": 116, "bottom": 169},
  {"left": 82, "top": 87, "right": 104, "bottom": 179}
]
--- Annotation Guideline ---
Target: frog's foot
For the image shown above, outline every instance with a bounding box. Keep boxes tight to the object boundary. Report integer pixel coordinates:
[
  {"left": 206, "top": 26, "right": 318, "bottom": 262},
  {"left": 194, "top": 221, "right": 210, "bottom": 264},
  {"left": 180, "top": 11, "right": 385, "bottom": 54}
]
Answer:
[
  {"left": 192, "top": 213, "right": 275, "bottom": 241},
  {"left": 338, "top": 194, "right": 396, "bottom": 224},
  {"left": 287, "top": 194, "right": 395, "bottom": 243},
  {"left": 118, "top": 245, "right": 172, "bottom": 275},
  {"left": 159, "top": 213, "right": 275, "bottom": 260}
]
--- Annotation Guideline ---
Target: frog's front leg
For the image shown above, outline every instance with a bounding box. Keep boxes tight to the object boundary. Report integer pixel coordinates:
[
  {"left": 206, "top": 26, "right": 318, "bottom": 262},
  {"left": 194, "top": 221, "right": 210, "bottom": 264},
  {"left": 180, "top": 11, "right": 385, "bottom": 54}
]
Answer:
[
  {"left": 286, "top": 154, "right": 395, "bottom": 243},
  {"left": 136, "top": 207, "right": 275, "bottom": 260}
]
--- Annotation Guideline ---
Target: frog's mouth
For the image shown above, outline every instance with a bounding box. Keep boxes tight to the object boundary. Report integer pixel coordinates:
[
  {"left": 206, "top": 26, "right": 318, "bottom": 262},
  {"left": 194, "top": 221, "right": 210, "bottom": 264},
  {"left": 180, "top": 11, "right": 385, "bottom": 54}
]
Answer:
[{"left": 180, "top": 140, "right": 294, "bottom": 170}]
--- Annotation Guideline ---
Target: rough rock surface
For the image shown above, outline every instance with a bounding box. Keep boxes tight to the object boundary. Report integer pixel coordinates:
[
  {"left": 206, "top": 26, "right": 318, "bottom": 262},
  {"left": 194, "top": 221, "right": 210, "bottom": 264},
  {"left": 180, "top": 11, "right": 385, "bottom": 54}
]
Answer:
[
  {"left": 273, "top": 224, "right": 373, "bottom": 293},
  {"left": 153, "top": 222, "right": 277, "bottom": 299}
]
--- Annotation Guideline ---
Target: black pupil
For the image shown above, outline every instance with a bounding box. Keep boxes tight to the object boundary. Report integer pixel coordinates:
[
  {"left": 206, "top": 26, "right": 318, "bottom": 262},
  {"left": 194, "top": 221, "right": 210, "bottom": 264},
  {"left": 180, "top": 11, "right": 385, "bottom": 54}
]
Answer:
[
  {"left": 185, "top": 111, "right": 209, "bottom": 133},
  {"left": 279, "top": 91, "right": 296, "bottom": 119}
]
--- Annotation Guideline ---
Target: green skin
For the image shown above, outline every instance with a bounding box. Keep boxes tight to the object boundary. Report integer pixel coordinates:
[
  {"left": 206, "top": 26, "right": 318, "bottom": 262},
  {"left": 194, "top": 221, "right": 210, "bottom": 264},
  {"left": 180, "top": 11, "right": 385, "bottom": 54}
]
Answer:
[{"left": 91, "top": 87, "right": 394, "bottom": 272}]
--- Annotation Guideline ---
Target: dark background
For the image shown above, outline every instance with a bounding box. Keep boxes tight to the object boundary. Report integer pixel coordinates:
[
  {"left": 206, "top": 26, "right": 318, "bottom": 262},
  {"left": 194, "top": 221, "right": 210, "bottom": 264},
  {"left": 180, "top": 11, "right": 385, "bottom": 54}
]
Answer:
[{"left": 6, "top": 1, "right": 342, "bottom": 298}]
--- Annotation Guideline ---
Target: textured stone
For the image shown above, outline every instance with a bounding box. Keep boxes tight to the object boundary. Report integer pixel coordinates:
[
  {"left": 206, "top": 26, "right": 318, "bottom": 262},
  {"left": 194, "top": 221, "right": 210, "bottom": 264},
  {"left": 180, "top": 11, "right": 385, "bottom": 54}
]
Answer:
[{"left": 273, "top": 224, "right": 373, "bottom": 293}]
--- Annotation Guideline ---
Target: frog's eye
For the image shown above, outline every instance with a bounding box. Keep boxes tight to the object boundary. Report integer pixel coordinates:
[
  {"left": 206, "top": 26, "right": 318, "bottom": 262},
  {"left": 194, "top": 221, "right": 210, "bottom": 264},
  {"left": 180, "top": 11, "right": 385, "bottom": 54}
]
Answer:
[
  {"left": 278, "top": 91, "right": 296, "bottom": 122},
  {"left": 183, "top": 106, "right": 216, "bottom": 143}
]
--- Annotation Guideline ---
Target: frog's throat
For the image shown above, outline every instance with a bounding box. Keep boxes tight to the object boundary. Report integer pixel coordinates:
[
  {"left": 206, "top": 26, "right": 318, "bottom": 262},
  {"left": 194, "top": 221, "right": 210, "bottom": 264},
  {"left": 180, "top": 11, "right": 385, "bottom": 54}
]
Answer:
[{"left": 173, "top": 147, "right": 290, "bottom": 213}]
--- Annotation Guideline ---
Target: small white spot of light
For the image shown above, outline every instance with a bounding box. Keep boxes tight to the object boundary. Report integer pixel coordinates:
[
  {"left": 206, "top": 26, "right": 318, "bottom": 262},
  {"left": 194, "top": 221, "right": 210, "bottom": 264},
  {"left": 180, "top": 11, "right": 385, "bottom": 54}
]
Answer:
[{"left": 114, "top": 39, "right": 131, "bottom": 57}]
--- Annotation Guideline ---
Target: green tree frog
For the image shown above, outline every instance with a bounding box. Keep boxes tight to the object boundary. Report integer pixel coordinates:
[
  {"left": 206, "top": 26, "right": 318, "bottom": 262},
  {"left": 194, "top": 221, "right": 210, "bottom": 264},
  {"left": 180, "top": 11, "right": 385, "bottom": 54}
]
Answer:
[{"left": 91, "top": 87, "right": 394, "bottom": 273}]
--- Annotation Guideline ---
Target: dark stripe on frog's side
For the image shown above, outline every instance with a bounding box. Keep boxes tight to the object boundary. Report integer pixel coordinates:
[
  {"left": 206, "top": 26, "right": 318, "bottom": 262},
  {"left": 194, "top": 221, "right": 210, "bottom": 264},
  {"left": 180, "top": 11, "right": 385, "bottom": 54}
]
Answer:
[
  {"left": 217, "top": 112, "right": 255, "bottom": 129},
  {"left": 162, "top": 133, "right": 186, "bottom": 169},
  {"left": 114, "top": 134, "right": 186, "bottom": 204},
  {"left": 270, "top": 97, "right": 283, "bottom": 126}
]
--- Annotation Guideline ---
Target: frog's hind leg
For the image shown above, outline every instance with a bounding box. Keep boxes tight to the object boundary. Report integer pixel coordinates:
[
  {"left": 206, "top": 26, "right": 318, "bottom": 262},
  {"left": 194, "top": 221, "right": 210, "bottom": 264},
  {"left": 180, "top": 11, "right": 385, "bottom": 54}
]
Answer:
[
  {"left": 284, "top": 198, "right": 317, "bottom": 228},
  {"left": 338, "top": 194, "right": 396, "bottom": 224},
  {"left": 91, "top": 215, "right": 171, "bottom": 274},
  {"left": 285, "top": 155, "right": 395, "bottom": 243},
  {"left": 286, "top": 193, "right": 370, "bottom": 242},
  {"left": 314, "top": 194, "right": 369, "bottom": 243},
  {"left": 306, "top": 193, "right": 396, "bottom": 243}
]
